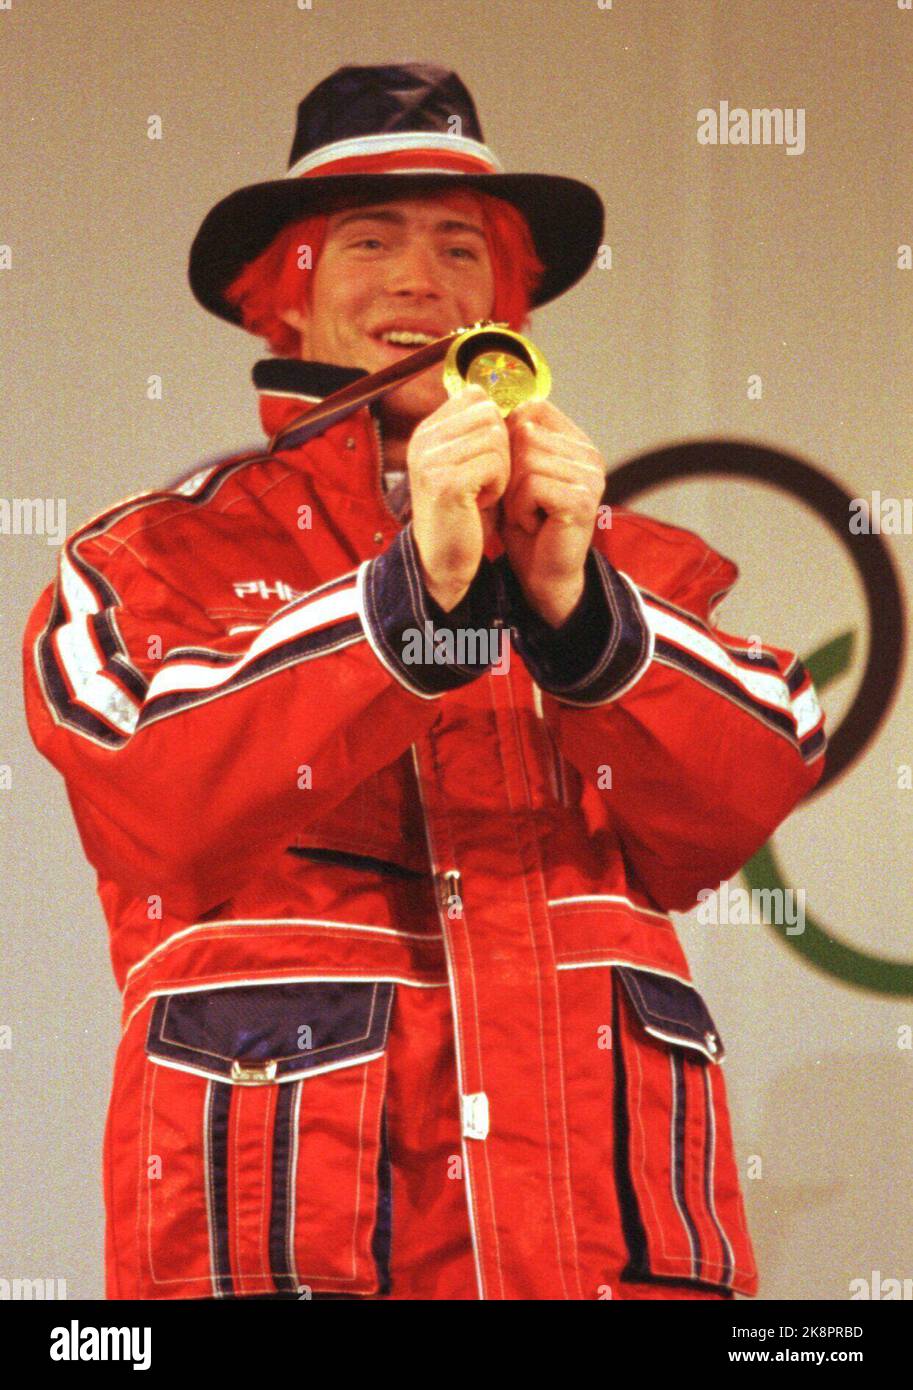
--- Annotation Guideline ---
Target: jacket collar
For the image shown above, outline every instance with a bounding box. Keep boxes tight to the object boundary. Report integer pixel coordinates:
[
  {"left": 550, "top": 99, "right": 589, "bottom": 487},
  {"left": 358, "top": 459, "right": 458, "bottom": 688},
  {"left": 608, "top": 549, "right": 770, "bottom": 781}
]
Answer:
[
  {"left": 252, "top": 356, "right": 412, "bottom": 521},
  {"left": 253, "top": 356, "right": 372, "bottom": 439}
]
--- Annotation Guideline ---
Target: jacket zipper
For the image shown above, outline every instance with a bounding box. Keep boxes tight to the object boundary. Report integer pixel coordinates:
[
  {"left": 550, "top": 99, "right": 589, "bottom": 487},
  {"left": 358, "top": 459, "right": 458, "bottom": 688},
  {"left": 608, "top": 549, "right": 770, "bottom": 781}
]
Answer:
[
  {"left": 409, "top": 746, "right": 486, "bottom": 1300},
  {"left": 370, "top": 411, "right": 404, "bottom": 526}
]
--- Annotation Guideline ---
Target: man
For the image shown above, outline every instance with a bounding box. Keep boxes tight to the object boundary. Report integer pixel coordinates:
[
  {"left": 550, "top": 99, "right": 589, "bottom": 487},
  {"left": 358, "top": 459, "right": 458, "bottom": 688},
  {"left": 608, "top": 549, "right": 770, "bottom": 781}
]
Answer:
[{"left": 22, "top": 63, "right": 826, "bottom": 1301}]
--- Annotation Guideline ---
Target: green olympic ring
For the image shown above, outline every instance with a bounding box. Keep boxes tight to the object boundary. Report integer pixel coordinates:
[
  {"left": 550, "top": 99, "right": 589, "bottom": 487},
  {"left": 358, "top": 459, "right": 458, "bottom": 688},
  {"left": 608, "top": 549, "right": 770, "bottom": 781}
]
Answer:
[{"left": 743, "top": 633, "right": 913, "bottom": 996}]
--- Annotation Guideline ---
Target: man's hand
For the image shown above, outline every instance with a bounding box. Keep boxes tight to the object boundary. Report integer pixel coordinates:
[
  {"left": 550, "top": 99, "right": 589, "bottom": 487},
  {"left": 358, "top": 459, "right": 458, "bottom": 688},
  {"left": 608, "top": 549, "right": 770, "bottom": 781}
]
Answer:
[
  {"left": 501, "top": 401, "right": 607, "bottom": 627},
  {"left": 408, "top": 384, "right": 510, "bottom": 612}
]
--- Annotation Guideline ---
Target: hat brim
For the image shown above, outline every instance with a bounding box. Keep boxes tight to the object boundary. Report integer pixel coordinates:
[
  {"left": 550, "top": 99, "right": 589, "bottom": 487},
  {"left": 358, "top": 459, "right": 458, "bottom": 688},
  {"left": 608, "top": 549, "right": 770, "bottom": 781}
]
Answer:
[{"left": 188, "top": 171, "right": 604, "bottom": 325}]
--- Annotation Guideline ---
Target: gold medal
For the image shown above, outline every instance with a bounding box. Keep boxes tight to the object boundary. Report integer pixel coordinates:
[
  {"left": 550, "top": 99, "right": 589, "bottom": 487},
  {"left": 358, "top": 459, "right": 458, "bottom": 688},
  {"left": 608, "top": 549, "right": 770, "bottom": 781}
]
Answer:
[{"left": 442, "top": 323, "right": 552, "bottom": 417}]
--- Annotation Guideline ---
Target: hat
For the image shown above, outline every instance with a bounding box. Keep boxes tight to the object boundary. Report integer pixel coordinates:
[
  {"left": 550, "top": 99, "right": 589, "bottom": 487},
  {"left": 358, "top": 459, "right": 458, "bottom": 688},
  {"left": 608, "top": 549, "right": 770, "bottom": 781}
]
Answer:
[{"left": 188, "top": 62, "right": 604, "bottom": 327}]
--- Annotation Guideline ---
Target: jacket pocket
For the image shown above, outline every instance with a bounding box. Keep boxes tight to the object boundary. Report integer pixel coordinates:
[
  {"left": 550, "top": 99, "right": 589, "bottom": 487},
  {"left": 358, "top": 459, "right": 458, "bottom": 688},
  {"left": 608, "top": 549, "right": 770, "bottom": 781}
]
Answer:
[
  {"left": 612, "top": 967, "right": 758, "bottom": 1296},
  {"left": 141, "top": 980, "right": 394, "bottom": 1299}
]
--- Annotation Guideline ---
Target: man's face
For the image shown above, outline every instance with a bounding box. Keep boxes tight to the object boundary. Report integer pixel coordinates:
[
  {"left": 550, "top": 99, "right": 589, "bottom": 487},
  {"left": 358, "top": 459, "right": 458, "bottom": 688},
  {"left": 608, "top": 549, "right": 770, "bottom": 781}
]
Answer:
[{"left": 280, "top": 191, "right": 496, "bottom": 431}]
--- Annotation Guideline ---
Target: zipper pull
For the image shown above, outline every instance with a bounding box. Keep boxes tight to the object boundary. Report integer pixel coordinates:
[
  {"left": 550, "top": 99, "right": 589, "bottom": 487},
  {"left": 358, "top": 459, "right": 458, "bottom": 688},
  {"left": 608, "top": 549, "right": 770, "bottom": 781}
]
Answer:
[{"left": 440, "top": 868, "right": 463, "bottom": 918}]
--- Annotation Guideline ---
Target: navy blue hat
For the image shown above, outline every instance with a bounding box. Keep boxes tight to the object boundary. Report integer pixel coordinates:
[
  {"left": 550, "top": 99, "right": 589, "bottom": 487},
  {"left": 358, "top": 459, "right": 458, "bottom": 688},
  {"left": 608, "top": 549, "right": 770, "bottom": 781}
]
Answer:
[{"left": 188, "top": 62, "right": 604, "bottom": 326}]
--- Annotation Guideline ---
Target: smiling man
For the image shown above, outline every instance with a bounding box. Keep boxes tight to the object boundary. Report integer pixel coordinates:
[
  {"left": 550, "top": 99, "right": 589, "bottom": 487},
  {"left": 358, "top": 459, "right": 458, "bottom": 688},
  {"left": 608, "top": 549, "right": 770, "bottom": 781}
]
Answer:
[
  {"left": 23, "top": 62, "right": 826, "bottom": 1302},
  {"left": 281, "top": 195, "right": 495, "bottom": 384},
  {"left": 239, "top": 181, "right": 607, "bottom": 626},
  {"left": 275, "top": 189, "right": 510, "bottom": 610}
]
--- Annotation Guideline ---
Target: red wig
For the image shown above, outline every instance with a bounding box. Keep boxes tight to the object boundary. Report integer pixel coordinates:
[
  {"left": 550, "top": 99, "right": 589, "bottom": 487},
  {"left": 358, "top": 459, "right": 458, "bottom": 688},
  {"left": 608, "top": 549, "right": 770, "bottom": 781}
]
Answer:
[{"left": 224, "top": 190, "right": 545, "bottom": 357}]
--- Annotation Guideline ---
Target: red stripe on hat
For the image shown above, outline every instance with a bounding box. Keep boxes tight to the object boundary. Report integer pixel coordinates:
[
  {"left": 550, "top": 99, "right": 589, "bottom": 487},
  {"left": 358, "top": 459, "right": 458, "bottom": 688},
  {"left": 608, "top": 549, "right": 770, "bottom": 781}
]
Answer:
[{"left": 300, "top": 148, "right": 496, "bottom": 178}]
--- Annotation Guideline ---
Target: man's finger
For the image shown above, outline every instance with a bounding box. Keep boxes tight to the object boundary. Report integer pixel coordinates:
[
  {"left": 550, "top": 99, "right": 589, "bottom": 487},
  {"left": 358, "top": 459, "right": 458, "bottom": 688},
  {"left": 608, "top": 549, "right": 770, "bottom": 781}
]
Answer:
[
  {"left": 503, "top": 452, "right": 605, "bottom": 520},
  {"left": 419, "top": 413, "right": 509, "bottom": 462},
  {"left": 418, "top": 450, "right": 511, "bottom": 507},
  {"left": 508, "top": 419, "right": 606, "bottom": 471},
  {"left": 417, "top": 383, "right": 502, "bottom": 434},
  {"left": 507, "top": 399, "right": 594, "bottom": 443},
  {"left": 502, "top": 474, "right": 595, "bottom": 534}
]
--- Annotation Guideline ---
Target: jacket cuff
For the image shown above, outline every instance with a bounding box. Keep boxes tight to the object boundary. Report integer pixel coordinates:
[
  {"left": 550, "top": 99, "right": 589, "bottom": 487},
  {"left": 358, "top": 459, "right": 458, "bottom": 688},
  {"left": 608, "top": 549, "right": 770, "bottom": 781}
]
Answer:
[
  {"left": 495, "top": 549, "right": 652, "bottom": 704},
  {"left": 359, "top": 524, "right": 504, "bottom": 697}
]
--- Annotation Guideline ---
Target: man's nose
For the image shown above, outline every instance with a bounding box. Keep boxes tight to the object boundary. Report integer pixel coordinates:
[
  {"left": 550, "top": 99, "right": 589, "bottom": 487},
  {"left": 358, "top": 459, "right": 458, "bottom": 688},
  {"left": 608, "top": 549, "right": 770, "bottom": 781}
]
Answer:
[{"left": 385, "top": 242, "right": 444, "bottom": 297}]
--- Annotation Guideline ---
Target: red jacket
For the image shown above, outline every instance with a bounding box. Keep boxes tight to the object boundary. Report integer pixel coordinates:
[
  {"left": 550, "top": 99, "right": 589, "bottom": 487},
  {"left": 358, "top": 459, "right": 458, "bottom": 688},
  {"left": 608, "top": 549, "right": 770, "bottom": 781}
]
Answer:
[{"left": 22, "top": 357, "right": 826, "bottom": 1300}]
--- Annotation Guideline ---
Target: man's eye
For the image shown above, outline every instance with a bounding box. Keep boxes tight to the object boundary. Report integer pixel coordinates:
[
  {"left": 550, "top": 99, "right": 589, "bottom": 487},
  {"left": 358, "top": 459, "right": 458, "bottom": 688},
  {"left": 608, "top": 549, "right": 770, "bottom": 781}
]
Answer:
[
  {"left": 447, "top": 246, "right": 478, "bottom": 261},
  {"left": 352, "top": 238, "right": 384, "bottom": 250}
]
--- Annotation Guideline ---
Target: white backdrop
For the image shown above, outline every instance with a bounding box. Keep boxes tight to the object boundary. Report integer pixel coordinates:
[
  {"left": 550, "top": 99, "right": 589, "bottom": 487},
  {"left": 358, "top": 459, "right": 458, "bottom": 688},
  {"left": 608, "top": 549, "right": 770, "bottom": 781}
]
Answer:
[{"left": 1, "top": 0, "right": 910, "bottom": 1299}]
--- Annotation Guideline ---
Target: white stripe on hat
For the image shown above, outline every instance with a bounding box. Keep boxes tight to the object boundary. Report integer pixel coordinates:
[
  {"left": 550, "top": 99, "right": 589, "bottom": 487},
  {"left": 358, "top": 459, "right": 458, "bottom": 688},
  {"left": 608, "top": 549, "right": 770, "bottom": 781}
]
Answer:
[{"left": 286, "top": 130, "right": 503, "bottom": 179}]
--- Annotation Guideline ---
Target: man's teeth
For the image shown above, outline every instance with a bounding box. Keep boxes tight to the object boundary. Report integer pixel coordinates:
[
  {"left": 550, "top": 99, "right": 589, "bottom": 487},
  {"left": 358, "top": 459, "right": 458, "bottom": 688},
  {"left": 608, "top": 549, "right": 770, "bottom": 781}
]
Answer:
[{"left": 379, "top": 330, "right": 437, "bottom": 345}]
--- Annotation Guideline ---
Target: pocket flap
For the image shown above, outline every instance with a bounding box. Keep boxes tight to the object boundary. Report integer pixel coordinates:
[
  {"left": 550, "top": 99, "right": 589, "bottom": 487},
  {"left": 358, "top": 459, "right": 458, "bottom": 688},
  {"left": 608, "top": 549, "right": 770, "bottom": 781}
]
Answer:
[
  {"left": 615, "top": 967, "right": 724, "bottom": 1063},
  {"left": 146, "top": 980, "right": 395, "bottom": 1084}
]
